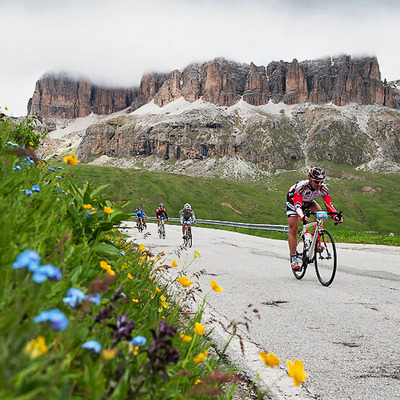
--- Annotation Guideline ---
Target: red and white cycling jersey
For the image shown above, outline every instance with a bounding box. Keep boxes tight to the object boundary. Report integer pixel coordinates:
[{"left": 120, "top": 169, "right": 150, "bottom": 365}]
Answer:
[{"left": 286, "top": 180, "right": 336, "bottom": 219}]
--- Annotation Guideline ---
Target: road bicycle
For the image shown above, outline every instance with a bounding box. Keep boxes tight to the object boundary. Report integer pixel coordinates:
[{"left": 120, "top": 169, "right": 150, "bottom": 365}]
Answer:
[
  {"left": 182, "top": 222, "right": 193, "bottom": 248},
  {"left": 137, "top": 217, "right": 146, "bottom": 233},
  {"left": 294, "top": 210, "right": 342, "bottom": 287},
  {"left": 158, "top": 219, "right": 166, "bottom": 239}
]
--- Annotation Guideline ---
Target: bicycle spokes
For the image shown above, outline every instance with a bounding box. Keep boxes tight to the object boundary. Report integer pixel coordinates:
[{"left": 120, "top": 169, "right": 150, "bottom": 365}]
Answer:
[{"left": 314, "top": 230, "right": 337, "bottom": 287}]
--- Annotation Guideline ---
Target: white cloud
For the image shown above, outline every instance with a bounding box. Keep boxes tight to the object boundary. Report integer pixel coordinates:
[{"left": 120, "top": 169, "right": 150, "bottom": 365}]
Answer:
[{"left": 0, "top": 0, "right": 399, "bottom": 116}]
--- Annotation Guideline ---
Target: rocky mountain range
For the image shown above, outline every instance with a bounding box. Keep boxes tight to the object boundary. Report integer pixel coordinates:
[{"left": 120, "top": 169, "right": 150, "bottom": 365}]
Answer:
[
  {"left": 32, "top": 55, "right": 400, "bottom": 178},
  {"left": 28, "top": 55, "right": 400, "bottom": 119}
]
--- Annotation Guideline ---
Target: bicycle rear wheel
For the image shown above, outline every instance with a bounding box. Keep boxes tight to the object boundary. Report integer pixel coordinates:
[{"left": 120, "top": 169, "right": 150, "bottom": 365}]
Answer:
[
  {"left": 158, "top": 224, "right": 162, "bottom": 238},
  {"left": 293, "top": 234, "right": 308, "bottom": 280},
  {"left": 314, "top": 229, "right": 337, "bottom": 287}
]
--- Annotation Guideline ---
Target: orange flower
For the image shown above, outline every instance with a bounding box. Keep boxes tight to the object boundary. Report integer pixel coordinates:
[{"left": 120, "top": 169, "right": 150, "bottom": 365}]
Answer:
[
  {"left": 193, "top": 350, "right": 208, "bottom": 364},
  {"left": 260, "top": 351, "right": 280, "bottom": 368},
  {"left": 104, "top": 206, "right": 114, "bottom": 214},
  {"left": 194, "top": 322, "right": 205, "bottom": 335},
  {"left": 177, "top": 276, "right": 194, "bottom": 287},
  {"left": 286, "top": 359, "right": 308, "bottom": 387},
  {"left": 180, "top": 334, "right": 192, "bottom": 342},
  {"left": 210, "top": 279, "right": 223, "bottom": 293}
]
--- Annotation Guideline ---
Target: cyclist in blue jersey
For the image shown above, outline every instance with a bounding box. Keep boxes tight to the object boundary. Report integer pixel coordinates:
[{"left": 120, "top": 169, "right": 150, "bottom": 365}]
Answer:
[{"left": 135, "top": 206, "right": 147, "bottom": 229}]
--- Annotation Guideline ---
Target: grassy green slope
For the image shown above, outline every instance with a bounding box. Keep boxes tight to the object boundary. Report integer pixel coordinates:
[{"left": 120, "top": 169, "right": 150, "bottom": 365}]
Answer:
[{"left": 61, "top": 163, "right": 400, "bottom": 238}]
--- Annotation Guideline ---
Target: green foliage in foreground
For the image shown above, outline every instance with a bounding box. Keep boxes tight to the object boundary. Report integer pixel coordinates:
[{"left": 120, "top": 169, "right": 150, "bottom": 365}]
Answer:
[
  {"left": 59, "top": 162, "right": 400, "bottom": 245},
  {"left": 0, "top": 122, "right": 241, "bottom": 398}
]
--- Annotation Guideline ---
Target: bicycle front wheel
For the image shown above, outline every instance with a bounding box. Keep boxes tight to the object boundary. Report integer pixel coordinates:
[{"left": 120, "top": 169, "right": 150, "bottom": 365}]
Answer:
[
  {"left": 293, "top": 234, "right": 307, "bottom": 280},
  {"left": 188, "top": 233, "right": 192, "bottom": 248},
  {"left": 314, "top": 229, "right": 337, "bottom": 287}
]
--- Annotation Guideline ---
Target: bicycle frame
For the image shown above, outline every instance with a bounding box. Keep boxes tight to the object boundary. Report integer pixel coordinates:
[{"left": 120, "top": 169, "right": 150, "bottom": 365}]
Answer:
[{"left": 302, "top": 211, "right": 328, "bottom": 261}]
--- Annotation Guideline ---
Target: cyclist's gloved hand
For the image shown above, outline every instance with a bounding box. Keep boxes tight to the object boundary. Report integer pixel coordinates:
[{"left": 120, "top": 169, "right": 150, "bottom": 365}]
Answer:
[
  {"left": 333, "top": 214, "right": 343, "bottom": 223},
  {"left": 302, "top": 215, "right": 310, "bottom": 224}
]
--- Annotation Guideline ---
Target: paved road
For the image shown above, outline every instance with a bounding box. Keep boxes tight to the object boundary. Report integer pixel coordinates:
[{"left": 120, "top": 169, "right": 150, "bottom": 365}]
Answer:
[{"left": 122, "top": 222, "right": 400, "bottom": 399}]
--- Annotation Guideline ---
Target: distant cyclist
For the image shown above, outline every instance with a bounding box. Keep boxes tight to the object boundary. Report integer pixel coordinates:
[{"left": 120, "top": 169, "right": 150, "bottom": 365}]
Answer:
[
  {"left": 135, "top": 206, "right": 147, "bottom": 229},
  {"left": 180, "top": 203, "right": 196, "bottom": 238},
  {"left": 156, "top": 203, "right": 169, "bottom": 225},
  {"left": 286, "top": 167, "right": 343, "bottom": 271}
]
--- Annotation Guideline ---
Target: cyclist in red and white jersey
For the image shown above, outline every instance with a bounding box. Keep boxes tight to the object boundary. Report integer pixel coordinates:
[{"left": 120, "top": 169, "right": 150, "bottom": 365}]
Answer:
[{"left": 286, "top": 167, "right": 343, "bottom": 271}]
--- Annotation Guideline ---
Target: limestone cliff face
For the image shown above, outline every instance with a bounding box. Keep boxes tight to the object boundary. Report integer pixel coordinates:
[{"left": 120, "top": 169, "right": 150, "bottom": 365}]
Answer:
[
  {"left": 28, "top": 55, "right": 399, "bottom": 119},
  {"left": 75, "top": 102, "right": 400, "bottom": 171},
  {"left": 28, "top": 73, "right": 137, "bottom": 119}
]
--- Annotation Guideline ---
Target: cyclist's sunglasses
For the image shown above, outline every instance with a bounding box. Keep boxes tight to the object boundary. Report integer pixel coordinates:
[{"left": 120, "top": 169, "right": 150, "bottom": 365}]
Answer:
[{"left": 312, "top": 179, "right": 324, "bottom": 184}]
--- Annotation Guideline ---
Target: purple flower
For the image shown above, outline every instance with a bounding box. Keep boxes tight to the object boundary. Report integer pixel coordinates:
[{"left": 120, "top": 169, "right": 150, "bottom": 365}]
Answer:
[
  {"left": 107, "top": 312, "right": 135, "bottom": 344},
  {"left": 56, "top": 166, "right": 63, "bottom": 170},
  {"left": 49, "top": 167, "right": 55, "bottom": 172},
  {"left": 12, "top": 250, "right": 40, "bottom": 271},
  {"left": 63, "top": 287, "right": 86, "bottom": 308},
  {"left": 82, "top": 340, "right": 101, "bottom": 353},
  {"left": 130, "top": 335, "right": 147, "bottom": 347},
  {"left": 32, "top": 185, "right": 41, "bottom": 192},
  {"left": 32, "top": 264, "right": 62, "bottom": 283},
  {"left": 120, "top": 251, "right": 126, "bottom": 257},
  {"left": 12, "top": 165, "right": 22, "bottom": 171},
  {"left": 55, "top": 176, "right": 62, "bottom": 179},
  {"left": 6, "top": 141, "right": 18, "bottom": 147},
  {"left": 33, "top": 309, "right": 69, "bottom": 331},
  {"left": 25, "top": 189, "right": 33, "bottom": 196}
]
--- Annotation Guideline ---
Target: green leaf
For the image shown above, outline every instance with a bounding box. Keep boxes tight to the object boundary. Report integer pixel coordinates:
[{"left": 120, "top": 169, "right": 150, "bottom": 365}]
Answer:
[{"left": 92, "top": 243, "right": 120, "bottom": 255}]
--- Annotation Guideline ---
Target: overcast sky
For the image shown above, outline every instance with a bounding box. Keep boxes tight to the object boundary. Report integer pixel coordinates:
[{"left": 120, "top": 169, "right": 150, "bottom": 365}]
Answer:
[{"left": 1, "top": 0, "right": 399, "bottom": 116}]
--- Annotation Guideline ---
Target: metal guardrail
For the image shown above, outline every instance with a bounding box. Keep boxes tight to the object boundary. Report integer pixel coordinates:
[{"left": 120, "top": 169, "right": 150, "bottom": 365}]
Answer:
[{"left": 144, "top": 216, "right": 289, "bottom": 234}]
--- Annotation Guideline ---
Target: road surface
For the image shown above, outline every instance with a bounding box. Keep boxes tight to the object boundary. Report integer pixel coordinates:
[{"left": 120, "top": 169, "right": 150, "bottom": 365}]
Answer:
[{"left": 121, "top": 222, "right": 400, "bottom": 399}]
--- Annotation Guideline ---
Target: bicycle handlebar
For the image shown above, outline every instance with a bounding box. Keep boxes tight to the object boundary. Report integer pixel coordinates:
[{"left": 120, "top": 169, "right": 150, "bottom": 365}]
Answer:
[{"left": 304, "top": 210, "right": 343, "bottom": 225}]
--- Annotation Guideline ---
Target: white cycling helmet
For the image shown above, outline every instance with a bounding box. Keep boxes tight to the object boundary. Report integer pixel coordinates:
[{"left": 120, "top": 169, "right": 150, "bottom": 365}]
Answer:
[{"left": 184, "top": 203, "right": 191, "bottom": 210}]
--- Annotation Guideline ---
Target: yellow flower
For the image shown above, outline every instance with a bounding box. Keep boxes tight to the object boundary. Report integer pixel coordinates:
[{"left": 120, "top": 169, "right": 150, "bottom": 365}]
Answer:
[
  {"left": 5, "top": 106, "right": 8, "bottom": 110},
  {"left": 193, "top": 350, "right": 208, "bottom": 364},
  {"left": 260, "top": 351, "right": 280, "bottom": 368},
  {"left": 132, "top": 298, "right": 139, "bottom": 303},
  {"left": 210, "top": 279, "right": 223, "bottom": 293},
  {"left": 155, "top": 287, "right": 161, "bottom": 292},
  {"left": 24, "top": 336, "right": 48, "bottom": 359},
  {"left": 194, "top": 379, "right": 202, "bottom": 385},
  {"left": 63, "top": 152, "right": 78, "bottom": 165},
  {"left": 194, "top": 322, "right": 205, "bottom": 335},
  {"left": 29, "top": 141, "right": 34, "bottom": 146},
  {"left": 162, "top": 301, "right": 169, "bottom": 309},
  {"left": 171, "top": 259, "right": 178, "bottom": 267},
  {"left": 177, "top": 276, "right": 194, "bottom": 287},
  {"left": 138, "top": 244, "right": 146, "bottom": 252},
  {"left": 104, "top": 206, "right": 114, "bottom": 214},
  {"left": 194, "top": 250, "right": 201, "bottom": 258},
  {"left": 286, "top": 359, "right": 308, "bottom": 387},
  {"left": 127, "top": 273, "right": 133, "bottom": 279},
  {"left": 140, "top": 255, "right": 146, "bottom": 260},
  {"left": 100, "top": 261, "right": 115, "bottom": 276},
  {"left": 102, "top": 349, "right": 116, "bottom": 360},
  {"left": 83, "top": 204, "right": 92, "bottom": 210},
  {"left": 180, "top": 334, "right": 192, "bottom": 342},
  {"left": 100, "top": 260, "right": 109, "bottom": 270}
]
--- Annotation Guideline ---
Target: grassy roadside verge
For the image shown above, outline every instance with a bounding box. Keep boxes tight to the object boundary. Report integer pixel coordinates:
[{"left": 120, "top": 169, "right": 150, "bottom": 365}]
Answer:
[{"left": 57, "top": 163, "right": 400, "bottom": 246}]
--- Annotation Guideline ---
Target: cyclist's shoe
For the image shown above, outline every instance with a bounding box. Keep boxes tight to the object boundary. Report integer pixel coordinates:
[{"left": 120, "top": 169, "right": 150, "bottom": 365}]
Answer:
[{"left": 291, "top": 258, "right": 301, "bottom": 271}]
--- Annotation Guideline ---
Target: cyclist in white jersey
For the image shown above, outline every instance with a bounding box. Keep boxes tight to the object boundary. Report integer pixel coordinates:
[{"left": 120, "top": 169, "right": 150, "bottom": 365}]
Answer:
[{"left": 286, "top": 167, "right": 343, "bottom": 271}]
